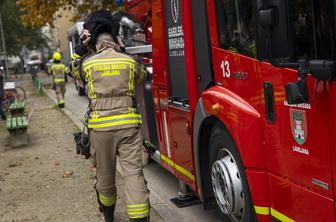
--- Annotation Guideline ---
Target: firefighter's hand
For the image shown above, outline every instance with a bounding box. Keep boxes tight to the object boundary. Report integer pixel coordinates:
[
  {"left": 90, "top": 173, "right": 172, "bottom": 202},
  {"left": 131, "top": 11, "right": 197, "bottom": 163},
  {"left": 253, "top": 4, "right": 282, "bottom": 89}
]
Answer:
[{"left": 80, "top": 29, "right": 91, "bottom": 48}]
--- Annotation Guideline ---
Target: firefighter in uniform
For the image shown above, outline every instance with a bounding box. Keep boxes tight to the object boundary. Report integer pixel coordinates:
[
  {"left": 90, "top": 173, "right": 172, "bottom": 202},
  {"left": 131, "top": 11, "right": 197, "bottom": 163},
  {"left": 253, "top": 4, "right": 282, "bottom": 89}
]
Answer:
[
  {"left": 49, "top": 52, "right": 68, "bottom": 108},
  {"left": 70, "top": 11, "right": 149, "bottom": 222}
]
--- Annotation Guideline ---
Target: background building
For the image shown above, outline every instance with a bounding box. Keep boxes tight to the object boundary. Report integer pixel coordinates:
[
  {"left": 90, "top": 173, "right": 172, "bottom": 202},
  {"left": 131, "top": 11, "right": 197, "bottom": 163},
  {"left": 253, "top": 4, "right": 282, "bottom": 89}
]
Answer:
[{"left": 43, "top": 6, "right": 75, "bottom": 63}]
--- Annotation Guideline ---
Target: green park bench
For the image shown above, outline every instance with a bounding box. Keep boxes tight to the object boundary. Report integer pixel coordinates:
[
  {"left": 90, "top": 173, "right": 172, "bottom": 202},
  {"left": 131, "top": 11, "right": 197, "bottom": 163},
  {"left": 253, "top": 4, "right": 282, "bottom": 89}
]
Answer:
[
  {"left": 9, "top": 101, "right": 25, "bottom": 116},
  {"left": 6, "top": 116, "right": 29, "bottom": 147}
]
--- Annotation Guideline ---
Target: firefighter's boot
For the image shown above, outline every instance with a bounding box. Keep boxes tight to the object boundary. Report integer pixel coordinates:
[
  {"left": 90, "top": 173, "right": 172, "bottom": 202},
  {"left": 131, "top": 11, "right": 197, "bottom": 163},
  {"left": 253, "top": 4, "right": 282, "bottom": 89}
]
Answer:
[
  {"left": 129, "top": 217, "right": 149, "bottom": 222},
  {"left": 102, "top": 205, "right": 115, "bottom": 222},
  {"left": 58, "top": 99, "right": 65, "bottom": 108}
]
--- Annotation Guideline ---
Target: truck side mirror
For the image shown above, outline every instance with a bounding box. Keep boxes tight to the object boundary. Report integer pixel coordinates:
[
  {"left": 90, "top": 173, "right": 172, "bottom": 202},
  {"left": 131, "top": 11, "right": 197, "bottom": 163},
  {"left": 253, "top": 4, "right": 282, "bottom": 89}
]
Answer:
[
  {"left": 309, "top": 60, "right": 336, "bottom": 81},
  {"left": 285, "top": 61, "right": 310, "bottom": 104}
]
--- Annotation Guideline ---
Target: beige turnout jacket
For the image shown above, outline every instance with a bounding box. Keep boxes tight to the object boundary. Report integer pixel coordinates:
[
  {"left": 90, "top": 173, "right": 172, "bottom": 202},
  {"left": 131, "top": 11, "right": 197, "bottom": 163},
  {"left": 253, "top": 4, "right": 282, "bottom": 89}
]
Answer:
[{"left": 71, "top": 41, "right": 147, "bottom": 131}]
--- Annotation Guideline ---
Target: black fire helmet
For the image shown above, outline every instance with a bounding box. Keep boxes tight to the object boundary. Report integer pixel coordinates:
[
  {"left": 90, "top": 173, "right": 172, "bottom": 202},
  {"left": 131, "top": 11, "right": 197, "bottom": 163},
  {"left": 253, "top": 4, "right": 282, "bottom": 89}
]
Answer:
[{"left": 83, "top": 10, "right": 120, "bottom": 49}]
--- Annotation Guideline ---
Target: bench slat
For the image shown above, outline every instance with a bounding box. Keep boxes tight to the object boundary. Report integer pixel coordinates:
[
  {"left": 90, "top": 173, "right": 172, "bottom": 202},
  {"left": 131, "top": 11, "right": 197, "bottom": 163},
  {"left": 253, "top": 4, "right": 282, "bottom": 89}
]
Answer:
[
  {"left": 9, "top": 101, "right": 25, "bottom": 111},
  {"left": 6, "top": 116, "right": 28, "bottom": 130},
  {"left": 22, "top": 116, "right": 28, "bottom": 127},
  {"left": 17, "top": 117, "right": 23, "bottom": 128},
  {"left": 11, "top": 117, "right": 17, "bottom": 129},
  {"left": 6, "top": 118, "right": 11, "bottom": 129}
]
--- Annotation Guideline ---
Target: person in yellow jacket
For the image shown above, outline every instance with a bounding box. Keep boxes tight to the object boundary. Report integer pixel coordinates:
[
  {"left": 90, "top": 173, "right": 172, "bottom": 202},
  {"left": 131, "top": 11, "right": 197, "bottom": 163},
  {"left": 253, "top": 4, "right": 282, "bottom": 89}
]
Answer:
[
  {"left": 49, "top": 52, "right": 69, "bottom": 108},
  {"left": 70, "top": 11, "right": 149, "bottom": 222}
]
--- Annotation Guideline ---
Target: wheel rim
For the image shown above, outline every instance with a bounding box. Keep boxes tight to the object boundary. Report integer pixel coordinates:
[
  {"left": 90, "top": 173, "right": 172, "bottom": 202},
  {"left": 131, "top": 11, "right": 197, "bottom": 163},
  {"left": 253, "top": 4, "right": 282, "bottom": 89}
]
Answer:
[{"left": 211, "top": 148, "right": 244, "bottom": 222}]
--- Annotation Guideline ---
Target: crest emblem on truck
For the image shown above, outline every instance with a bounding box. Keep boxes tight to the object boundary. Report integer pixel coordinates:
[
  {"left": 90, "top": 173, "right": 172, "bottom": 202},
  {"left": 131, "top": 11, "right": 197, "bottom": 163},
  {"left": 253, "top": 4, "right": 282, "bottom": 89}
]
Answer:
[
  {"left": 290, "top": 109, "right": 307, "bottom": 145},
  {"left": 171, "top": 0, "right": 179, "bottom": 23}
]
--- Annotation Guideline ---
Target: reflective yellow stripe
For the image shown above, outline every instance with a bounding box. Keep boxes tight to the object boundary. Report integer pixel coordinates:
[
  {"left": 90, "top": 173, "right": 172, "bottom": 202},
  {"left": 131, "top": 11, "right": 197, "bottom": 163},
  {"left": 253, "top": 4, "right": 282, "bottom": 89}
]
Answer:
[
  {"left": 54, "top": 78, "right": 65, "bottom": 83},
  {"left": 72, "top": 52, "right": 81, "bottom": 59},
  {"left": 71, "top": 61, "right": 80, "bottom": 80},
  {"left": 85, "top": 69, "right": 96, "bottom": 99},
  {"left": 130, "top": 64, "right": 135, "bottom": 94},
  {"left": 99, "top": 194, "right": 116, "bottom": 207},
  {"left": 88, "top": 119, "right": 142, "bottom": 129},
  {"left": 89, "top": 113, "right": 141, "bottom": 123},
  {"left": 271, "top": 208, "right": 296, "bottom": 222},
  {"left": 254, "top": 206, "right": 270, "bottom": 215},
  {"left": 83, "top": 57, "right": 135, "bottom": 67},
  {"left": 84, "top": 61, "right": 135, "bottom": 71},
  {"left": 254, "top": 206, "right": 295, "bottom": 221},
  {"left": 128, "top": 64, "right": 135, "bottom": 96},
  {"left": 127, "top": 203, "right": 149, "bottom": 209},
  {"left": 59, "top": 99, "right": 64, "bottom": 105},
  {"left": 160, "top": 154, "right": 195, "bottom": 181},
  {"left": 88, "top": 113, "right": 142, "bottom": 129},
  {"left": 128, "top": 210, "right": 149, "bottom": 218},
  {"left": 128, "top": 210, "right": 149, "bottom": 215},
  {"left": 127, "top": 203, "right": 149, "bottom": 219}
]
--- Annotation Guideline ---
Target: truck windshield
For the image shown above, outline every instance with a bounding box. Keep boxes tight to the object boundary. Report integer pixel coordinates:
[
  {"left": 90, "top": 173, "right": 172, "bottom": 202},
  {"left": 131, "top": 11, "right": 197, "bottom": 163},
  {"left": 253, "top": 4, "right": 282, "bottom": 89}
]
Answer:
[{"left": 292, "top": 0, "right": 336, "bottom": 60}]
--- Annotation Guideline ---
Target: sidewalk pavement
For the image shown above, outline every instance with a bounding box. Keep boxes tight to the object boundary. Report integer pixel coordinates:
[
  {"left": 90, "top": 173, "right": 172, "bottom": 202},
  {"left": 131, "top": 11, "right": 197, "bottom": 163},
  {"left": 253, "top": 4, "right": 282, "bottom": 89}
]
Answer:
[{"left": 0, "top": 82, "right": 164, "bottom": 222}]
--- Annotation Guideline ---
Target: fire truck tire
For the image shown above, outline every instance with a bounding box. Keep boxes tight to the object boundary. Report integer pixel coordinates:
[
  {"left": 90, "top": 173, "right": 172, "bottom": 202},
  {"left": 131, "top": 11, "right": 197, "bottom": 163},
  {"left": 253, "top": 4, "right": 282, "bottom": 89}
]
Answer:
[{"left": 209, "top": 122, "right": 257, "bottom": 222}]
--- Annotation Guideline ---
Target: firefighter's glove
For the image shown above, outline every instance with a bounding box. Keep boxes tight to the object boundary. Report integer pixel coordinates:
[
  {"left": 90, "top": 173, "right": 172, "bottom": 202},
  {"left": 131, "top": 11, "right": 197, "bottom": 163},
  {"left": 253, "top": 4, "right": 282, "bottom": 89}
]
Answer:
[
  {"left": 73, "top": 132, "right": 91, "bottom": 159},
  {"left": 143, "top": 139, "right": 156, "bottom": 154}
]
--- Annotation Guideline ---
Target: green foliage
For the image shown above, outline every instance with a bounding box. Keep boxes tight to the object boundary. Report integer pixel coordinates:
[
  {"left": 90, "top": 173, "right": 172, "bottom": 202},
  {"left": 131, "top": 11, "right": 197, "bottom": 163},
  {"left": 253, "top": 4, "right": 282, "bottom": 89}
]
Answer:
[{"left": 0, "top": 0, "right": 48, "bottom": 57}]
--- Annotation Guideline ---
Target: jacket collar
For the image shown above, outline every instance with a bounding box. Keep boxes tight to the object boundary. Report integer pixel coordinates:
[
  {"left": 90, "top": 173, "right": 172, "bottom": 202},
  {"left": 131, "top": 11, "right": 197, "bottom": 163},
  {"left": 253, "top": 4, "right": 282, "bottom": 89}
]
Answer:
[{"left": 97, "top": 41, "right": 121, "bottom": 53}]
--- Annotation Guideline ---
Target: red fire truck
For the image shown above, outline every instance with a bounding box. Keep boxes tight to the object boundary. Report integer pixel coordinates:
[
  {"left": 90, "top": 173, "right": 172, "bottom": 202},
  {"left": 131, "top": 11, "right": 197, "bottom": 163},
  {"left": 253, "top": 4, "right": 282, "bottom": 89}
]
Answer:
[{"left": 125, "top": 0, "right": 336, "bottom": 221}]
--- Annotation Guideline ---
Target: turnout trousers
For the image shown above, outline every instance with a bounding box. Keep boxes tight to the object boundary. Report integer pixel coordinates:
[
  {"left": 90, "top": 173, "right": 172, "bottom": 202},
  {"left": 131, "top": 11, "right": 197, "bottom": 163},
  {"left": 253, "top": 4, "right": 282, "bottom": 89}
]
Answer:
[
  {"left": 55, "top": 83, "right": 66, "bottom": 105},
  {"left": 90, "top": 127, "right": 150, "bottom": 220}
]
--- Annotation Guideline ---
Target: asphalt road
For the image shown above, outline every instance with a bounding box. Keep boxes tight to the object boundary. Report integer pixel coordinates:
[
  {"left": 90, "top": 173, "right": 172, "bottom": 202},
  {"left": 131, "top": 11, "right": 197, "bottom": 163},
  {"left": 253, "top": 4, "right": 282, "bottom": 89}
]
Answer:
[{"left": 47, "top": 79, "right": 222, "bottom": 222}]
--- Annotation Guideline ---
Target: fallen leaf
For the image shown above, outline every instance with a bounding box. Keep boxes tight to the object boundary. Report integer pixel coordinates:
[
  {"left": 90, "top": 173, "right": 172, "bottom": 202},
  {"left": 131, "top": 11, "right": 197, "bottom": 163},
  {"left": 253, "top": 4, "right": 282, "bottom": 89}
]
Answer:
[
  {"left": 8, "top": 162, "right": 22, "bottom": 168},
  {"left": 62, "top": 170, "right": 74, "bottom": 178}
]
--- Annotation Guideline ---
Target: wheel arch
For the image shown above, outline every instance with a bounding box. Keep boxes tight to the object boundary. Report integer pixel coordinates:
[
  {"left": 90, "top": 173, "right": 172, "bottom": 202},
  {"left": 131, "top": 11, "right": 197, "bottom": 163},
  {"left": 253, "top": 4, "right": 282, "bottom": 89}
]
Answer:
[{"left": 193, "top": 86, "right": 266, "bottom": 206}]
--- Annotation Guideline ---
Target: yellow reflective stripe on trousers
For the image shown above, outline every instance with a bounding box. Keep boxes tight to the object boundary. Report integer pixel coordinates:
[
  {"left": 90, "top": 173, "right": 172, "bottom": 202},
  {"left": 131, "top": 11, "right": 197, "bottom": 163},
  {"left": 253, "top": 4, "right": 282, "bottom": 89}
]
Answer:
[
  {"left": 54, "top": 78, "right": 65, "bottom": 83},
  {"left": 88, "top": 113, "right": 142, "bottom": 129},
  {"left": 254, "top": 206, "right": 296, "bottom": 222},
  {"left": 99, "top": 194, "right": 116, "bottom": 207},
  {"left": 127, "top": 203, "right": 149, "bottom": 219},
  {"left": 160, "top": 154, "right": 195, "bottom": 181}
]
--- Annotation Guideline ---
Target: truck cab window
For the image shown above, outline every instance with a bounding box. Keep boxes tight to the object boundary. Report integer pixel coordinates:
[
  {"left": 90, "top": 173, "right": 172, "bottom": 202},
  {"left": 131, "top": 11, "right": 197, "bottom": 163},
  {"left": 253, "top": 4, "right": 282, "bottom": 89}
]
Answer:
[
  {"left": 214, "top": 0, "right": 256, "bottom": 58},
  {"left": 292, "top": 0, "right": 336, "bottom": 60}
]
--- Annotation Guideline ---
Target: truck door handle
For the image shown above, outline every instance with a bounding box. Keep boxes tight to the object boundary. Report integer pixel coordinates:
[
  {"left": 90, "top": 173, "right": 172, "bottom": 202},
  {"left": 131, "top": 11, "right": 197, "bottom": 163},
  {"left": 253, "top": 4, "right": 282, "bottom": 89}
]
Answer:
[{"left": 264, "top": 82, "right": 276, "bottom": 123}]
